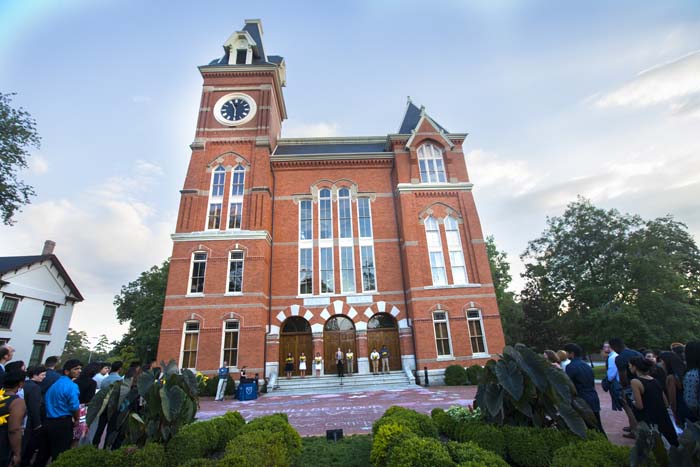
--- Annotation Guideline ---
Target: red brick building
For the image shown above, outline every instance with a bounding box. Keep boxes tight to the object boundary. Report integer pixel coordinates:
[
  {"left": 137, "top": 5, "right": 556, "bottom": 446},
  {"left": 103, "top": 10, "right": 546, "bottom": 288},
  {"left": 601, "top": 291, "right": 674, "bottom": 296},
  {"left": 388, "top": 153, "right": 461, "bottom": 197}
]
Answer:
[{"left": 156, "top": 20, "right": 505, "bottom": 382}]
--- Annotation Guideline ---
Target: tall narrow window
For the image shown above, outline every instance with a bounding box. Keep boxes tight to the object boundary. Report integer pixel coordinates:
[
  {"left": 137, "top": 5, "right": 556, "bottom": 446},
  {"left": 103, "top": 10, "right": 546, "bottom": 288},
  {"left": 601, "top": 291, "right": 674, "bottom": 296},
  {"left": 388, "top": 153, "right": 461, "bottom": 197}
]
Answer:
[
  {"left": 424, "top": 216, "right": 447, "bottom": 285},
  {"left": 320, "top": 247, "right": 334, "bottom": 294},
  {"left": 299, "top": 200, "right": 312, "bottom": 241},
  {"left": 222, "top": 320, "right": 239, "bottom": 367},
  {"left": 319, "top": 188, "right": 333, "bottom": 240},
  {"left": 337, "top": 188, "right": 353, "bottom": 239},
  {"left": 417, "top": 143, "right": 447, "bottom": 183},
  {"left": 227, "top": 251, "right": 244, "bottom": 293},
  {"left": 182, "top": 321, "right": 200, "bottom": 369},
  {"left": 432, "top": 311, "right": 452, "bottom": 357},
  {"left": 38, "top": 304, "right": 56, "bottom": 333},
  {"left": 207, "top": 166, "right": 226, "bottom": 229},
  {"left": 340, "top": 246, "right": 356, "bottom": 293},
  {"left": 444, "top": 216, "right": 467, "bottom": 284},
  {"left": 360, "top": 246, "right": 376, "bottom": 292},
  {"left": 357, "top": 198, "right": 373, "bottom": 238},
  {"left": 0, "top": 297, "right": 18, "bottom": 329},
  {"left": 29, "top": 341, "right": 48, "bottom": 367},
  {"left": 467, "top": 309, "right": 488, "bottom": 355},
  {"left": 229, "top": 165, "right": 245, "bottom": 229},
  {"left": 299, "top": 248, "right": 313, "bottom": 294},
  {"left": 189, "top": 252, "right": 207, "bottom": 294}
]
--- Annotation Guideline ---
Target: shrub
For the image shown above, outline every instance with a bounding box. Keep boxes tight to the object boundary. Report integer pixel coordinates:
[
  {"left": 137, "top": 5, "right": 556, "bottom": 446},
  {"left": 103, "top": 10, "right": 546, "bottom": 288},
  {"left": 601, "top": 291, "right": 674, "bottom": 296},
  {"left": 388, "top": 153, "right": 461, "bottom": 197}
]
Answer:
[
  {"left": 124, "top": 442, "right": 166, "bottom": 467},
  {"left": 452, "top": 421, "right": 506, "bottom": 458},
  {"left": 503, "top": 425, "right": 607, "bottom": 467},
  {"left": 446, "top": 405, "right": 483, "bottom": 424},
  {"left": 431, "top": 408, "right": 456, "bottom": 438},
  {"left": 222, "top": 430, "right": 291, "bottom": 467},
  {"left": 51, "top": 445, "right": 117, "bottom": 467},
  {"left": 465, "top": 365, "right": 484, "bottom": 385},
  {"left": 198, "top": 374, "right": 237, "bottom": 397},
  {"left": 239, "top": 413, "right": 302, "bottom": 464},
  {"left": 445, "top": 365, "right": 468, "bottom": 385},
  {"left": 372, "top": 406, "right": 438, "bottom": 439},
  {"left": 386, "top": 436, "right": 455, "bottom": 467},
  {"left": 300, "top": 435, "right": 372, "bottom": 467},
  {"left": 370, "top": 422, "right": 417, "bottom": 467},
  {"left": 177, "top": 460, "right": 214, "bottom": 467},
  {"left": 446, "top": 441, "right": 509, "bottom": 467},
  {"left": 551, "top": 440, "right": 631, "bottom": 467},
  {"left": 166, "top": 411, "right": 245, "bottom": 467}
]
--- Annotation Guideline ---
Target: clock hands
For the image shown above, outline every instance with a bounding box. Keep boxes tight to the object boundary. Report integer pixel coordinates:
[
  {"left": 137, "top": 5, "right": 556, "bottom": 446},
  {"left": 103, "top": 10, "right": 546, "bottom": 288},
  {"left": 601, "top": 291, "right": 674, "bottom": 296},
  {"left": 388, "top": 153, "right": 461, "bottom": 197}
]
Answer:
[{"left": 230, "top": 100, "right": 238, "bottom": 119}]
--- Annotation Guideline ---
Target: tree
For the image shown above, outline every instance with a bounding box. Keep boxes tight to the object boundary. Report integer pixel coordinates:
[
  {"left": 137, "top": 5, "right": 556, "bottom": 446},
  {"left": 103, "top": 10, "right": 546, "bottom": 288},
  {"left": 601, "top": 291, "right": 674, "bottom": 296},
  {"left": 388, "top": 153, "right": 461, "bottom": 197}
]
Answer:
[
  {"left": 0, "top": 92, "right": 40, "bottom": 225},
  {"left": 91, "top": 334, "right": 112, "bottom": 362},
  {"left": 485, "top": 236, "right": 524, "bottom": 345},
  {"left": 61, "top": 328, "right": 91, "bottom": 363},
  {"left": 521, "top": 197, "right": 700, "bottom": 351},
  {"left": 114, "top": 260, "right": 169, "bottom": 363}
]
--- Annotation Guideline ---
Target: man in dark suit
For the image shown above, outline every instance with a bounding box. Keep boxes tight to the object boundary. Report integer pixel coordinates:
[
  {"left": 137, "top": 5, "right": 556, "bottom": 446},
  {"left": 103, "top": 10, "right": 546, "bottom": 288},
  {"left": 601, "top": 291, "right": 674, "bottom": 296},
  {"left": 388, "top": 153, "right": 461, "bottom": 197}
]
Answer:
[{"left": 22, "top": 365, "right": 48, "bottom": 466}]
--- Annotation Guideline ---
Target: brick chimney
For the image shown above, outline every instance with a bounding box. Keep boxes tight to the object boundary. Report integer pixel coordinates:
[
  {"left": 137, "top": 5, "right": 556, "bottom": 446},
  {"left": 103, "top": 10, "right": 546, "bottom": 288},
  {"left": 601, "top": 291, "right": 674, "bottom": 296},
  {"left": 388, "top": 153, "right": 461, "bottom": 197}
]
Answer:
[{"left": 42, "top": 240, "right": 56, "bottom": 256}]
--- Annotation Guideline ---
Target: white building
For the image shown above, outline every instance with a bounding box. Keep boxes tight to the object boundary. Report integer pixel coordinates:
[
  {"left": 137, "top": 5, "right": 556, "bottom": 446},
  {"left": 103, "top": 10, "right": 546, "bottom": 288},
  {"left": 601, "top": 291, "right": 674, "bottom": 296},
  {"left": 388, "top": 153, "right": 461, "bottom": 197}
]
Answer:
[{"left": 0, "top": 241, "right": 83, "bottom": 366}]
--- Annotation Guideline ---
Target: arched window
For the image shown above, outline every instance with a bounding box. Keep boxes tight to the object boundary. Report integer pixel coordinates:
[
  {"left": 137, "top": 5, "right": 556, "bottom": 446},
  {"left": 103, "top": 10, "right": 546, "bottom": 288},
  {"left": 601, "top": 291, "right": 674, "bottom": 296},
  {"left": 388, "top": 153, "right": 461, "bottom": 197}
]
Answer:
[
  {"left": 424, "top": 216, "right": 447, "bottom": 285},
  {"left": 229, "top": 165, "right": 245, "bottom": 229},
  {"left": 189, "top": 251, "right": 207, "bottom": 294},
  {"left": 368, "top": 313, "right": 397, "bottom": 329},
  {"left": 282, "top": 316, "right": 312, "bottom": 333},
  {"left": 444, "top": 216, "right": 467, "bottom": 284},
  {"left": 207, "top": 166, "right": 226, "bottom": 229},
  {"left": 324, "top": 315, "right": 355, "bottom": 331},
  {"left": 417, "top": 143, "right": 446, "bottom": 183},
  {"left": 337, "top": 188, "right": 353, "bottom": 239},
  {"left": 319, "top": 188, "right": 333, "bottom": 240},
  {"left": 222, "top": 320, "right": 239, "bottom": 367}
]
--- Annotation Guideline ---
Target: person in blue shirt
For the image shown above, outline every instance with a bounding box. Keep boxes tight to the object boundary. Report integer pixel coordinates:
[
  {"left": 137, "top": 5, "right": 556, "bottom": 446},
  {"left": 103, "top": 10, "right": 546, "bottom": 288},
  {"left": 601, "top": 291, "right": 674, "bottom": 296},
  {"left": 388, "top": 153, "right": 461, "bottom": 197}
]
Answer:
[
  {"left": 40, "top": 356, "right": 61, "bottom": 394},
  {"left": 44, "top": 359, "right": 82, "bottom": 462},
  {"left": 215, "top": 361, "right": 230, "bottom": 401},
  {"left": 564, "top": 343, "right": 605, "bottom": 434}
]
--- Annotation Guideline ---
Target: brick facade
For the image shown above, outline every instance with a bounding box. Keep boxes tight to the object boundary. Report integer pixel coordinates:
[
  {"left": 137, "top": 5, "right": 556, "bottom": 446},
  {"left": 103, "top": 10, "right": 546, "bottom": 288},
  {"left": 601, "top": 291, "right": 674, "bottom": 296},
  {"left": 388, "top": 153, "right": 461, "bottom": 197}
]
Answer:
[{"left": 157, "top": 20, "right": 505, "bottom": 380}]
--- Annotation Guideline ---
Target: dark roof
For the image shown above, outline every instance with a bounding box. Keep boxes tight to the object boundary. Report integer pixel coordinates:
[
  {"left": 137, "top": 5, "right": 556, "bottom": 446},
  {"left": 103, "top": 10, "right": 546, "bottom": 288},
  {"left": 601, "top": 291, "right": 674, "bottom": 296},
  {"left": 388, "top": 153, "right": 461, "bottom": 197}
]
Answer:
[
  {"left": 243, "top": 21, "right": 266, "bottom": 61},
  {"left": 397, "top": 100, "right": 448, "bottom": 134},
  {"left": 273, "top": 142, "right": 388, "bottom": 156},
  {"left": 206, "top": 21, "right": 285, "bottom": 68},
  {"left": 0, "top": 255, "right": 84, "bottom": 301}
]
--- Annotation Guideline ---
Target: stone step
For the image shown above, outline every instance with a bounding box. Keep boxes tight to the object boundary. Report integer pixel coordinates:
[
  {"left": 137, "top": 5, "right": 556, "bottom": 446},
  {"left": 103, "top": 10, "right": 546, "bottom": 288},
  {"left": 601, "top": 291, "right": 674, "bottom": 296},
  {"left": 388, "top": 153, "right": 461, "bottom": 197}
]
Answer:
[{"left": 271, "top": 371, "right": 416, "bottom": 395}]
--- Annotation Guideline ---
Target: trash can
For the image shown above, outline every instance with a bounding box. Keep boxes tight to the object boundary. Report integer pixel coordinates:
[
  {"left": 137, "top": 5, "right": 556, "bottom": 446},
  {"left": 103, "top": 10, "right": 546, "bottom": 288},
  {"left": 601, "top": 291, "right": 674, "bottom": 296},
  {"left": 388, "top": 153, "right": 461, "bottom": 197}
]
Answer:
[{"left": 238, "top": 381, "right": 257, "bottom": 401}]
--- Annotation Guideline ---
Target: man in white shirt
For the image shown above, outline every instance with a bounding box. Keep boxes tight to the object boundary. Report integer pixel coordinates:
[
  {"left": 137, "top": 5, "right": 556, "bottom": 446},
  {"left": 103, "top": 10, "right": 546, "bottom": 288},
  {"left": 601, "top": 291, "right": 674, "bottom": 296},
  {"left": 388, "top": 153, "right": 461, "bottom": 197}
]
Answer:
[
  {"left": 93, "top": 363, "right": 111, "bottom": 388},
  {"left": 602, "top": 341, "right": 623, "bottom": 413}
]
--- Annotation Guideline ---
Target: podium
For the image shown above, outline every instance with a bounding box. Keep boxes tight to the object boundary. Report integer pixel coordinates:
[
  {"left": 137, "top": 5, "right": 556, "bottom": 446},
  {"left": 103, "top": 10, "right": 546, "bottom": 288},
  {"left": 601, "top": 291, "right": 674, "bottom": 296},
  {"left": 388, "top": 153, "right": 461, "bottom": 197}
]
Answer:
[{"left": 238, "top": 381, "right": 258, "bottom": 401}]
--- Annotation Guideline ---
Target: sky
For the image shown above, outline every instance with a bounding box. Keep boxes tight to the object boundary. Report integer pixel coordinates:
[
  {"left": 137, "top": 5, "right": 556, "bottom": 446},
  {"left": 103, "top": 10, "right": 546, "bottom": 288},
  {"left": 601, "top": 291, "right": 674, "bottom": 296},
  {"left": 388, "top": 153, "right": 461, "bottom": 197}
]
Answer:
[{"left": 1, "top": 1, "right": 699, "bottom": 344}]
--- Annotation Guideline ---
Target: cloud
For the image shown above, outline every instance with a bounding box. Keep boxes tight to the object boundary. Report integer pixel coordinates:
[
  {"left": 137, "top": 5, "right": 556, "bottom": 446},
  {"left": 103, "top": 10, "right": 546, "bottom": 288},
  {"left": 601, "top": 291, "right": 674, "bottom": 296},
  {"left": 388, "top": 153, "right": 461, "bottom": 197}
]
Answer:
[
  {"left": 467, "top": 149, "right": 543, "bottom": 196},
  {"left": 282, "top": 120, "right": 340, "bottom": 138},
  {"left": 29, "top": 154, "right": 49, "bottom": 174},
  {"left": 593, "top": 50, "right": 700, "bottom": 115}
]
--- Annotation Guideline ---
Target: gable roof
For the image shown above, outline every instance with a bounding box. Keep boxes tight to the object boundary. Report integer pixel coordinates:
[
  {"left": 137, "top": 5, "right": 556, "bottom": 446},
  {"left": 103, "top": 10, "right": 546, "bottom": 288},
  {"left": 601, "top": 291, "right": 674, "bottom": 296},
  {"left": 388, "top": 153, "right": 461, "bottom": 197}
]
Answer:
[
  {"left": 0, "top": 255, "right": 84, "bottom": 302},
  {"left": 397, "top": 98, "right": 449, "bottom": 135}
]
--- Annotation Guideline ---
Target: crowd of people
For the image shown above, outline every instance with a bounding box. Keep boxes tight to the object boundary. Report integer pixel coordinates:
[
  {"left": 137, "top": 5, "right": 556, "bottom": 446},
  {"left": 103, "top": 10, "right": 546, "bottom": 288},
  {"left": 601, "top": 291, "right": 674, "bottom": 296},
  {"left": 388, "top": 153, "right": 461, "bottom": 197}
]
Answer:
[
  {"left": 544, "top": 338, "right": 700, "bottom": 447},
  {"left": 281, "top": 345, "right": 391, "bottom": 379},
  {"left": 0, "top": 344, "right": 146, "bottom": 467}
]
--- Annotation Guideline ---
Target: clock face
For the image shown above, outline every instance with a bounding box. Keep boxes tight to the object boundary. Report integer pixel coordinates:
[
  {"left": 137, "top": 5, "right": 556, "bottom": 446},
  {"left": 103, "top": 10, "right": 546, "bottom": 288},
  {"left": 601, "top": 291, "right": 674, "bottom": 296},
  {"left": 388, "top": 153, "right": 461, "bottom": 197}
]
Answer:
[{"left": 220, "top": 98, "right": 251, "bottom": 122}]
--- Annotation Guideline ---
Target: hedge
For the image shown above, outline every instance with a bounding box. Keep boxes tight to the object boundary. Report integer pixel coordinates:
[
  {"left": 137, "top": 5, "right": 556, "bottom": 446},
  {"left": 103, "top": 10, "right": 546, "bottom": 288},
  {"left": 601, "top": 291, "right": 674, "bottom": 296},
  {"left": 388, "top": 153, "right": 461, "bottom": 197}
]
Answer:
[
  {"left": 452, "top": 420, "right": 506, "bottom": 458},
  {"left": 446, "top": 441, "right": 509, "bottom": 467},
  {"left": 444, "top": 365, "right": 468, "bottom": 386},
  {"left": 551, "top": 440, "right": 632, "bottom": 467},
  {"left": 53, "top": 443, "right": 166, "bottom": 467},
  {"left": 221, "top": 429, "right": 292, "bottom": 467},
  {"left": 431, "top": 408, "right": 457, "bottom": 438},
  {"left": 465, "top": 365, "right": 484, "bottom": 385},
  {"left": 198, "top": 375, "right": 237, "bottom": 397},
  {"left": 370, "top": 422, "right": 417, "bottom": 467},
  {"left": 372, "top": 406, "right": 438, "bottom": 439},
  {"left": 503, "top": 425, "right": 608, "bottom": 467},
  {"left": 165, "top": 411, "right": 245, "bottom": 467},
  {"left": 238, "top": 413, "right": 302, "bottom": 464},
  {"left": 386, "top": 436, "right": 455, "bottom": 467}
]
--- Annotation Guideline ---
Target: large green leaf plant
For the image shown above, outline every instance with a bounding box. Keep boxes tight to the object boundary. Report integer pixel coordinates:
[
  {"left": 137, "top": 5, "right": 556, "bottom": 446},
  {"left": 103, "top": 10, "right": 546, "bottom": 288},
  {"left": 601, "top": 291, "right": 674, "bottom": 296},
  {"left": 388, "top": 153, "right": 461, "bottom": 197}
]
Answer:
[
  {"left": 87, "top": 360, "right": 199, "bottom": 447},
  {"left": 475, "top": 344, "right": 597, "bottom": 438}
]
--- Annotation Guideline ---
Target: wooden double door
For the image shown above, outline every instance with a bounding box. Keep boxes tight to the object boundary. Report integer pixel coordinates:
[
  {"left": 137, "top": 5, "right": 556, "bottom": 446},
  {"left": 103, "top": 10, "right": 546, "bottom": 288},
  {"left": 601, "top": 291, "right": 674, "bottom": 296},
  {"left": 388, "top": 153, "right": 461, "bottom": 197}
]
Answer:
[
  {"left": 368, "top": 327, "right": 401, "bottom": 371},
  {"left": 279, "top": 332, "right": 313, "bottom": 376},
  {"left": 324, "top": 330, "right": 356, "bottom": 374}
]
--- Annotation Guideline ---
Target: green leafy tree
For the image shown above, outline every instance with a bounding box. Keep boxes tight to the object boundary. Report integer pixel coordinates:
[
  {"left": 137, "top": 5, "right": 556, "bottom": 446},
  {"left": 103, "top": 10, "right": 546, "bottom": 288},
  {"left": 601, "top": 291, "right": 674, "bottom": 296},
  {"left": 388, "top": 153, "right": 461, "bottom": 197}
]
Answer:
[
  {"left": 486, "top": 236, "right": 524, "bottom": 345},
  {"left": 61, "top": 328, "right": 91, "bottom": 363},
  {"left": 90, "top": 334, "right": 112, "bottom": 362},
  {"left": 114, "top": 260, "right": 169, "bottom": 363},
  {"left": 0, "top": 92, "right": 40, "bottom": 225}
]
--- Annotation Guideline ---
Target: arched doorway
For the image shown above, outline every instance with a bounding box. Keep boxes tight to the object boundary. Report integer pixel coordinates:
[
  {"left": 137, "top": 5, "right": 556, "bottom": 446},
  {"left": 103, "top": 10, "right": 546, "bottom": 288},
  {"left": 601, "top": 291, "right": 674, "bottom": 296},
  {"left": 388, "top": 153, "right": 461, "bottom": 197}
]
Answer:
[
  {"left": 324, "top": 316, "right": 356, "bottom": 374},
  {"left": 279, "top": 317, "right": 313, "bottom": 377},
  {"left": 367, "top": 313, "right": 401, "bottom": 371}
]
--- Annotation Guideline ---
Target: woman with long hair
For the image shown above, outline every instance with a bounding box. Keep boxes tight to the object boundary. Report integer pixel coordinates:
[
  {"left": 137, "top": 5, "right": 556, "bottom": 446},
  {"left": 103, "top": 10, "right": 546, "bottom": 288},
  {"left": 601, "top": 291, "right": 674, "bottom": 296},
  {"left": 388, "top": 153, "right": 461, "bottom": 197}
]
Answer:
[
  {"left": 683, "top": 341, "right": 700, "bottom": 420},
  {"left": 658, "top": 351, "right": 696, "bottom": 426},
  {"left": 629, "top": 356, "right": 678, "bottom": 446},
  {"left": 543, "top": 350, "right": 561, "bottom": 369}
]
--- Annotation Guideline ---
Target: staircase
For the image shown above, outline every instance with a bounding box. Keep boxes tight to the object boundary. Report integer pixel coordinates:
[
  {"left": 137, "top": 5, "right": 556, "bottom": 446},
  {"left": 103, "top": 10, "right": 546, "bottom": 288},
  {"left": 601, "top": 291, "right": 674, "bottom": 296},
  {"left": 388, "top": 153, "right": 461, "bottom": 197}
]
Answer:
[{"left": 271, "top": 371, "right": 417, "bottom": 395}]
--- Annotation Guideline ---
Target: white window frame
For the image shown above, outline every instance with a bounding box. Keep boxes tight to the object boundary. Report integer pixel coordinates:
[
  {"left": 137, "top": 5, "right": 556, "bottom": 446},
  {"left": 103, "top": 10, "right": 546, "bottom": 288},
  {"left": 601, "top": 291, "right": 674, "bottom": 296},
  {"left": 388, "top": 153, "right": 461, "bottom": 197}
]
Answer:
[
  {"left": 299, "top": 198, "right": 314, "bottom": 295},
  {"left": 220, "top": 320, "right": 240, "bottom": 368},
  {"left": 318, "top": 188, "right": 333, "bottom": 240},
  {"left": 444, "top": 216, "right": 468, "bottom": 285},
  {"left": 0, "top": 296, "right": 19, "bottom": 330},
  {"left": 340, "top": 246, "right": 356, "bottom": 294},
  {"left": 188, "top": 251, "right": 207, "bottom": 296},
  {"left": 38, "top": 303, "right": 57, "bottom": 333},
  {"left": 180, "top": 320, "right": 200, "bottom": 370},
  {"left": 466, "top": 308, "right": 489, "bottom": 356},
  {"left": 432, "top": 310, "right": 453, "bottom": 359},
  {"left": 337, "top": 188, "right": 353, "bottom": 240},
  {"left": 356, "top": 197, "right": 377, "bottom": 293},
  {"left": 319, "top": 246, "right": 335, "bottom": 295},
  {"left": 337, "top": 188, "right": 355, "bottom": 293},
  {"left": 417, "top": 143, "right": 447, "bottom": 183},
  {"left": 318, "top": 188, "right": 334, "bottom": 295},
  {"left": 206, "top": 166, "right": 226, "bottom": 230},
  {"left": 228, "top": 165, "right": 245, "bottom": 229},
  {"left": 424, "top": 216, "right": 447, "bottom": 286},
  {"left": 226, "top": 250, "right": 244, "bottom": 294}
]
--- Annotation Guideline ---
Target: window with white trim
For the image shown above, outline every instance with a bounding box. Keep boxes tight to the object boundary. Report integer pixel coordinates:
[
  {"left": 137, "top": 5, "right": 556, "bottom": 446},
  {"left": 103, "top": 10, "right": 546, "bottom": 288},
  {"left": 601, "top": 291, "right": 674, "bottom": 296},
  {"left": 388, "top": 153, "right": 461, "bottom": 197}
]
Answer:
[
  {"left": 222, "top": 320, "right": 239, "bottom": 367},
  {"left": 300, "top": 200, "right": 312, "bottom": 241},
  {"left": 425, "top": 216, "right": 447, "bottom": 285},
  {"left": 319, "top": 188, "right": 333, "bottom": 240},
  {"left": 299, "top": 249, "right": 313, "bottom": 295},
  {"left": 207, "top": 166, "right": 226, "bottom": 229},
  {"left": 181, "top": 321, "right": 200, "bottom": 369},
  {"left": 444, "top": 216, "right": 467, "bottom": 284},
  {"left": 0, "top": 296, "right": 19, "bottom": 329},
  {"left": 228, "top": 165, "right": 245, "bottom": 229},
  {"left": 227, "top": 251, "right": 244, "bottom": 293},
  {"left": 417, "top": 143, "right": 447, "bottom": 183},
  {"left": 38, "top": 304, "right": 56, "bottom": 333},
  {"left": 360, "top": 245, "right": 376, "bottom": 292},
  {"left": 189, "top": 252, "right": 207, "bottom": 294},
  {"left": 340, "top": 246, "right": 356, "bottom": 293},
  {"left": 299, "top": 199, "right": 313, "bottom": 295},
  {"left": 320, "top": 247, "right": 334, "bottom": 294},
  {"left": 29, "top": 341, "right": 48, "bottom": 367},
  {"left": 357, "top": 197, "right": 376, "bottom": 292},
  {"left": 432, "top": 311, "right": 452, "bottom": 357},
  {"left": 467, "top": 309, "right": 488, "bottom": 354},
  {"left": 358, "top": 198, "right": 372, "bottom": 238},
  {"left": 338, "top": 188, "right": 353, "bottom": 239}
]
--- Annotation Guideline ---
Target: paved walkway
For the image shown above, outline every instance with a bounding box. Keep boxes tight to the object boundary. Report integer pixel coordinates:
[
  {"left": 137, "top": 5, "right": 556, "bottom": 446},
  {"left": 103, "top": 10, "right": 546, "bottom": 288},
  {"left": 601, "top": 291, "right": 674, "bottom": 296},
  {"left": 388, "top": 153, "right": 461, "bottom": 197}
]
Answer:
[{"left": 199, "top": 383, "right": 632, "bottom": 446}]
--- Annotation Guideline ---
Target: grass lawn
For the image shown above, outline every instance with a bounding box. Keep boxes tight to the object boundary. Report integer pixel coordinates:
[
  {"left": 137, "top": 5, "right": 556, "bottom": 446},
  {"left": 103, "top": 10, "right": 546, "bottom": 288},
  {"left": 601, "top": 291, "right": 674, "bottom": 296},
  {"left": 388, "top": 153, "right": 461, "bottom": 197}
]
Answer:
[
  {"left": 300, "top": 435, "right": 372, "bottom": 467},
  {"left": 593, "top": 365, "right": 607, "bottom": 380}
]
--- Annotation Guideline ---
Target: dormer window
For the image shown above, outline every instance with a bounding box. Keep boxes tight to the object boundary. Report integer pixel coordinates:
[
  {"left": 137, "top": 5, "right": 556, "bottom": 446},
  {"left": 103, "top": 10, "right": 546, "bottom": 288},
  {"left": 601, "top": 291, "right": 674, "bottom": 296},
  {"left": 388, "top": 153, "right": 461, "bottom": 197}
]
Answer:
[
  {"left": 224, "top": 31, "right": 257, "bottom": 65},
  {"left": 236, "top": 49, "right": 248, "bottom": 65},
  {"left": 417, "top": 143, "right": 447, "bottom": 183}
]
